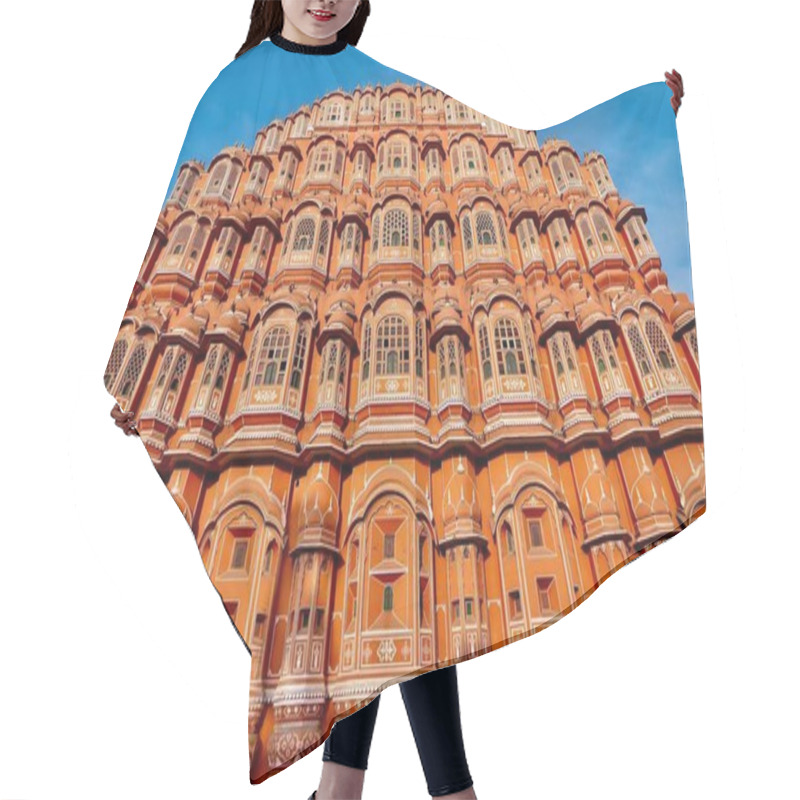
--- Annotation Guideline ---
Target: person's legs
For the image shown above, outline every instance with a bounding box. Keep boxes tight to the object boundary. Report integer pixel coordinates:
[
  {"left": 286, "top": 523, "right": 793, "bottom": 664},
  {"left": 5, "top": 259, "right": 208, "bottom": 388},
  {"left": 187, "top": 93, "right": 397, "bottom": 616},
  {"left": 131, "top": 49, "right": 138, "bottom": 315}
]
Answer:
[
  {"left": 399, "top": 665, "right": 476, "bottom": 798},
  {"left": 316, "top": 694, "right": 381, "bottom": 800}
]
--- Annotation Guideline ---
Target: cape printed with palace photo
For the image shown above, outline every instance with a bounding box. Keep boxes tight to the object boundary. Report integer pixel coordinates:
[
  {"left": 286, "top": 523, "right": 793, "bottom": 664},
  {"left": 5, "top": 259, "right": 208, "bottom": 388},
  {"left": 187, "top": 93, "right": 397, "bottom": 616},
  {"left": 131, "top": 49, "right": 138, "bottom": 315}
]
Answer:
[{"left": 102, "top": 36, "right": 705, "bottom": 784}]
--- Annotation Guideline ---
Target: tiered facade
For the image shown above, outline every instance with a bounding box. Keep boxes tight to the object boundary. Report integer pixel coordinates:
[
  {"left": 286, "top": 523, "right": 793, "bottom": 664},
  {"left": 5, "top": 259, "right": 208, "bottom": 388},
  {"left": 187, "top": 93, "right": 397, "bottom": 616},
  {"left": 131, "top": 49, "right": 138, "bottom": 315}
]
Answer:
[{"left": 103, "top": 80, "right": 705, "bottom": 781}]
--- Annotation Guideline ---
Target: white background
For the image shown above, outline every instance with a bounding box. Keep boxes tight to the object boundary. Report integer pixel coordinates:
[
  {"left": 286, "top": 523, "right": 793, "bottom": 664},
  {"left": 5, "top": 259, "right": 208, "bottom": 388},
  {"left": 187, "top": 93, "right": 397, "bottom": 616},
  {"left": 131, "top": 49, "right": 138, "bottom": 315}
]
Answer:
[{"left": 0, "top": 1, "right": 796, "bottom": 798}]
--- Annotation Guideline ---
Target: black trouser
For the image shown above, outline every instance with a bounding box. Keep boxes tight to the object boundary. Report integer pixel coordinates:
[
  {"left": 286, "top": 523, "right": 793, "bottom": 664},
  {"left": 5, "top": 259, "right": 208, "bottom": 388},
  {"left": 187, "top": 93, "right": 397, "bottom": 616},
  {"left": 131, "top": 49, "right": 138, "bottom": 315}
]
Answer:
[{"left": 323, "top": 664, "right": 474, "bottom": 797}]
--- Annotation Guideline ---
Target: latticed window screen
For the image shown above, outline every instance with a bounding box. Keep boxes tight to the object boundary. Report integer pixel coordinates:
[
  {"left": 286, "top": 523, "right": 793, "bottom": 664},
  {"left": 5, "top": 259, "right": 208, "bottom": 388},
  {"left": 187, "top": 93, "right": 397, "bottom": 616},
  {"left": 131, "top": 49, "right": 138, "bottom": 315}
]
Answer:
[
  {"left": 294, "top": 217, "right": 316, "bottom": 251},
  {"left": 372, "top": 212, "right": 380, "bottom": 252},
  {"left": 688, "top": 328, "right": 699, "bottom": 359},
  {"left": 561, "top": 333, "right": 578, "bottom": 376},
  {"left": 156, "top": 349, "right": 175, "bottom": 388},
  {"left": 644, "top": 318, "right": 676, "bottom": 369},
  {"left": 362, "top": 322, "right": 372, "bottom": 379},
  {"left": 290, "top": 327, "right": 309, "bottom": 390},
  {"left": 256, "top": 326, "right": 291, "bottom": 386},
  {"left": 494, "top": 318, "right": 527, "bottom": 376},
  {"left": 448, "top": 338, "right": 461, "bottom": 377},
  {"left": 104, "top": 339, "right": 128, "bottom": 389},
  {"left": 523, "top": 320, "right": 539, "bottom": 378},
  {"left": 550, "top": 157, "right": 566, "bottom": 190},
  {"left": 415, "top": 317, "right": 424, "bottom": 377},
  {"left": 462, "top": 214, "right": 473, "bottom": 252},
  {"left": 478, "top": 323, "right": 492, "bottom": 379},
  {"left": 602, "top": 331, "right": 618, "bottom": 369},
  {"left": 317, "top": 220, "right": 330, "bottom": 257},
  {"left": 169, "top": 225, "right": 190, "bottom": 256},
  {"left": 475, "top": 211, "right": 497, "bottom": 245},
  {"left": 591, "top": 210, "right": 615, "bottom": 245},
  {"left": 627, "top": 322, "right": 654, "bottom": 377},
  {"left": 167, "top": 351, "right": 187, "bottom": 392},
  {"left": 337, "top": 344, "right": 348, "bottom": 386},
  {"left": 202, "top": 347, "right": 218, "bottom": 387},
  {"left": 207, "top": 162, "right": 227, "bottom": 194},
  {"left": 216, "top": 350, "right": 230, "bottom": 391},
  {"left": 551, "top": 335, "right": 566, "bottom": 376},
  {"left": 590, "top": 333, "right": 607, "bottom": 374},
  {"left": 118, "top": 342, "right": 148, "bottom": 401},
  {"left": 383, "top": 208, "right": 409, "bottom": 248},
  {"left": 519, "top": 218, "right": 538, "bottom": 260},
  {"left": 376, "top": 315, "right": 410, "bottom": 376},
  {"left": 315, "top": 146, "right": 332, "bottom": 174},
  {"left": 322, "top": 341, "right": 337, "bottom": 382}
]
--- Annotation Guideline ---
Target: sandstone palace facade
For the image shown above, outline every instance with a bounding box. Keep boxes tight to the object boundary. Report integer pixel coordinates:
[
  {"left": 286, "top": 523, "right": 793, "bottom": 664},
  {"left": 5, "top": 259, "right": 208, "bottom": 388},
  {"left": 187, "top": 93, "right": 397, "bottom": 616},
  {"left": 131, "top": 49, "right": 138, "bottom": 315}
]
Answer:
[{"left": 103, "top": 80, "right": 705, "bottom": 775}]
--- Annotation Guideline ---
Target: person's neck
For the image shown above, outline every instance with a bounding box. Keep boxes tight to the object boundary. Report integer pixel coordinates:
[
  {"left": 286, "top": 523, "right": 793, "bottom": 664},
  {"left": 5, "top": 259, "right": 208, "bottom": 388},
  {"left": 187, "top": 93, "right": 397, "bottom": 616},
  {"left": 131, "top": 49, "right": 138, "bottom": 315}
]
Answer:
[
  {"left": 270, "top": 27, "right": 348, "bottom": 55},
  {"left": 280, "top": 20, "right": 338, "bottom": 47}
]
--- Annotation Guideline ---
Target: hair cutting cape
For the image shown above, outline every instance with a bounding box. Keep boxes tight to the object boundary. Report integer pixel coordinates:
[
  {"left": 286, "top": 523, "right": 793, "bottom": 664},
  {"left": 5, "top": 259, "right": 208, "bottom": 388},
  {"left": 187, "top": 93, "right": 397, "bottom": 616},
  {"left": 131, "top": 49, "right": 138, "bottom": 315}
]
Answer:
[{"left": 102, "top": 33, "right": 705, "bottom": 785}]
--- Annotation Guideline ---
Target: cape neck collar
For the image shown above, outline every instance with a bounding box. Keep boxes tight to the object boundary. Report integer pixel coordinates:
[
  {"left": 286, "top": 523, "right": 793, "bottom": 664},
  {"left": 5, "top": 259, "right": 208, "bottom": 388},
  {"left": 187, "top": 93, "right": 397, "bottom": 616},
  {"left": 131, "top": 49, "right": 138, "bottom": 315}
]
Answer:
[{"left": 270, "top": 31, "right": 348, "bottom": 55}]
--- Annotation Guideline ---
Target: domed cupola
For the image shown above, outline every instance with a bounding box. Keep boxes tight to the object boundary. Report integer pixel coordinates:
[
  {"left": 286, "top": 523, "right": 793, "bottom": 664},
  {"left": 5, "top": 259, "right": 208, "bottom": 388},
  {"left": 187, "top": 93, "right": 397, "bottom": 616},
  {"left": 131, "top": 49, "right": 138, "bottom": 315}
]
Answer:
[
  {"left": 430, "top": 287, "right": 466, "bottom": 347},
  {"left": 441, "top": 454, "right": 483, "bottom": 540},
  {"left": 171, "top": 300, "right": 211, "bottom": 346},
  {"left": 668, "top": 291, "right": 695, "bottom": 334},
  {"left": 536, "top": 281, "right": 571, "bottom": 336},
  {"left": 343, "top": 192, "right": 368, "bottom": 223},
  {"left": 211, "top": 295, "right": 249, "bottom": 342},
  {"left": 575, "top": 288, "right": 613, "bottom": 335},
  {"left": 319, "top": 289, "right": 357, "bottom": 350},
  {"left": 425, "top": 194, "right": 449, "bottom": 220},
  {"left": 298, "top": 461, "right": 340, "bottom": 540}
]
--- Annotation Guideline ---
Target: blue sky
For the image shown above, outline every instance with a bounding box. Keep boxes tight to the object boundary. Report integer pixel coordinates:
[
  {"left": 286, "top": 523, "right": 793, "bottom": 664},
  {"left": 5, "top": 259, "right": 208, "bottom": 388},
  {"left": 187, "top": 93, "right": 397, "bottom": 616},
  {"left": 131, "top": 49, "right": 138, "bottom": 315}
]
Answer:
[
  {"left": 536, "top": 80, "right": 693, "bottom": 300},
  {"left": 163, "top": 46, "right": 692, "bottom": 300}
]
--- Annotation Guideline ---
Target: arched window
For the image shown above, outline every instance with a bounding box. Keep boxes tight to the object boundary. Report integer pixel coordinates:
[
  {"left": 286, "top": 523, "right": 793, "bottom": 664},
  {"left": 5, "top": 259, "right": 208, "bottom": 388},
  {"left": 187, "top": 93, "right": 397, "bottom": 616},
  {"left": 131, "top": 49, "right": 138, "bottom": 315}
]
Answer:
[
  {"left": 494, "top": 318, "right": 527, "bottom": 376},
  {"left": 207, "top": 162, "right": 227, "bottom": 194},
  {"left": 148, "top": 347, "right": 188, "bottom": 416},
  {"left": 290, "top": 326, "right": 309, "bottom": 390},
  {"left": 118, "top": 342, "right": 149, "bottom": 402},
  {"left": 245, "top": 225, "right": 273, "bottom": 274},
  {"left": 361, "top": 322, "right": 372, "bottom": 379},
  {"left": 625, "top": 321, "right": 659, "bottom": 396},
  {"left": 462, "top": 214, "right": 474, "bottom": 253},
  {"left": 478, "top": 323, "right": 492, "bottom": 380},
  {"left": 644, "top": 318, "right": 676, "bottom": 370},
  {"left": 517, "top": 218, "right": 541, "bottom": 263},
  {"left": 104, "top": 338, "right": 128, "bottom": 390},
  {"left": 383, "top": 584, "right": 393, "bottom": 612},
  {"left": 437, "top": 336, "right": 466, "bottom": 403},
  {"left": 372, "top": 211, "right": 381, "bottom": 253},
  {"left": 293, "top": 217, "right": 316, "bottom": 252},
  {"left": 503, "top": 522, "right": 515, "bottom": 555},
  {"left": 256, "top": 326, "right": 291, "bottom": 386},
  {"left": 591, "top": 209, "right": 614, "bottom": 246},
  {"left": 628, "top": 324, "right": 652, "bottom": 376},
  {"left": 383, "top": 208, "right": 409, "bottom": 248},
  {"left": 170, "top": 166, "right": 198, "bottom": 207},
  {"left": 205, "top": 159, "right": 241, "bottom": 202},
  {"left": 475, "top": 211, "right": 497, "bottom": 245},
  {"left": 376, "top": 315, "right": 410, "bottom": 376},
  {"left": 415, "top": 317, "right": 425, "bottom": 378},
  {"left": 644, "top": 316, "right": 685, "bottom": 387},
  {"left": 194, "top": 345, "right": 230, "bottom": 413},
  {"left": 549, "top": 332, "right": 583, "bottom": 397}
]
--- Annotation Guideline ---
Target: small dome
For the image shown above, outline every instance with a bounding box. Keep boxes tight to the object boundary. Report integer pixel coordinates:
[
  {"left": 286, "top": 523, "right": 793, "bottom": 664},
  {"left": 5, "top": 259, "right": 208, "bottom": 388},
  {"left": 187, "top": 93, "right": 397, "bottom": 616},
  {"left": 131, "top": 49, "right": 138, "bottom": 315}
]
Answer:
[
  {"left": 669, "top": 292, "right": 694, "bottom": 326},
  {"left": 442, "top": 456, "right": 482, "bottom": 528},
  {"left": 425, "top": 196, "right": 449, "bottom": 217},
  {"left": 536, "top": 283, "right": 569, "bottom": 330},
  {"left": 300, "top": 465, "right": 339, "bottom": 532},
  {"left": 172, "top": 302, "right": 209, "bottom": 340}
]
